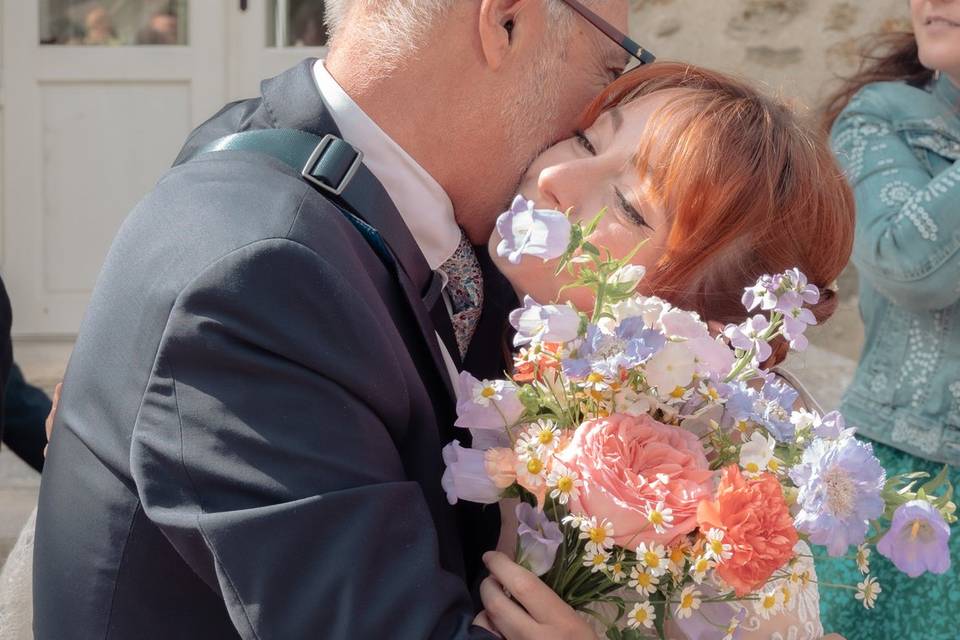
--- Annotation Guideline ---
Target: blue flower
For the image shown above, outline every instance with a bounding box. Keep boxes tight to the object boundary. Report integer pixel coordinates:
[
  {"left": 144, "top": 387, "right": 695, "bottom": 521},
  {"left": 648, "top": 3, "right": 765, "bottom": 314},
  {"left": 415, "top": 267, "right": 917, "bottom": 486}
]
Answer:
[
  {"left": 495, "top": 195, "right": 571, "bottom": 265},
  {"left": 876, "top": 500, "right": 951, "bottom": 578},
  {"left": 562, "top": 317, "right": 666, "bottom": 380},
  {"left": 509, "top": 295, "right": 581, "bottom": 347},
  {"left": 719, "top": 378, "right": 798, "bottom": 442},
  {"left": 790, "top": 436, "right": 886, "bottom": 556}
]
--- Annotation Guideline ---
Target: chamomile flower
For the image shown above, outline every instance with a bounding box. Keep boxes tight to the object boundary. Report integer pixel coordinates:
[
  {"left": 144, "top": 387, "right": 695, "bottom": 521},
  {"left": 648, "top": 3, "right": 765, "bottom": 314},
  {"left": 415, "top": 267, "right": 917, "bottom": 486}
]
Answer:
[
  {"left": 739, "top": 431, "right": 775, "bottom": 478},
  {"left": 580, "top": 518, "right": 615, "bottom": 553},
  {"left": 627, "top": 602, "right": 656, "bottom": 630},
  {"left": 561, "top": 513, "right": 585, "bottom": 529},
  {"left": 689, "top": 554, "right": 714, "bottom": 584},
  {"left": 519, "top": 419, "right": 561, "bottom": 455},
  {"left": 755, "top": 589, "right": 783, "bottom": 619},
  {"left": 722, "top": 615, "right": 742, "bottom": 640},
  {"left": 646, "top": 501, "right": 674, "bottom": 534},
  {"left": 607, "top": 558, "right": 627, "bottom": 584},
  {"left": 675, "top": 586, "right": 702, "bottom": 619},
  {"left": 697, "top": 379, "right": 724, "bottom": 405},
  {"left": 547, "top": 463, "right": 582, "bottom": 505},
  {"left": 636, "top": 542, "right": 668, "bottom": 576},
  {"left": 856, "top": 544, "right": 871, "bottom": 575},
  {"left": 628, "top": 566, "right": 660, "bottom": 595},
  {"left": 583, "top": 549, "right": 611, "bottom": 573},
  {"left": 704, "top": 528, "right": 733, "bottom": 564},
  {"left": 667, "top": 541, "right": 691, "bottom": 574},
  {"left": 856, "top": 576, "right": 881, "bottom": 609},
  {"left": 515, "top": 454, "right": 547, "bottom": 488}
]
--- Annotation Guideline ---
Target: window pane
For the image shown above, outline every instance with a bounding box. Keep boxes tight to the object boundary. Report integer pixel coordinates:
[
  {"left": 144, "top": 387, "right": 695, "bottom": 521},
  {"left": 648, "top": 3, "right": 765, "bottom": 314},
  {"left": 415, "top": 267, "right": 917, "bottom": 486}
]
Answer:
[
  {"left": 267, "top": 0, "right": 328, "bottom": 48},
  {"left": 40, "top": 0, "right": 189, "bottom": 46}
]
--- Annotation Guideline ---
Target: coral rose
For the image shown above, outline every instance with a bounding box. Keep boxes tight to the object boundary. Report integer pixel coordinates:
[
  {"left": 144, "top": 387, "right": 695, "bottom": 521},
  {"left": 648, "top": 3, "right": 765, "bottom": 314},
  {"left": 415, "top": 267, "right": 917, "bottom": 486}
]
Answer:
[
  {"left": 556, "top": 413, "right": 713, "bottom": 547},
  {"left": 696, "top": 465, "right": 798, "bottom": 596}
]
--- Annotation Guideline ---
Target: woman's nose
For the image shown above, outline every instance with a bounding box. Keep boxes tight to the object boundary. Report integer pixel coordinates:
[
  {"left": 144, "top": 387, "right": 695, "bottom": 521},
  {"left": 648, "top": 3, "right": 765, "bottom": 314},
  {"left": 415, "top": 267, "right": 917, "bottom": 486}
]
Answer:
[{"left": 537, "top": 161, "right": 585, "bottom": 213}]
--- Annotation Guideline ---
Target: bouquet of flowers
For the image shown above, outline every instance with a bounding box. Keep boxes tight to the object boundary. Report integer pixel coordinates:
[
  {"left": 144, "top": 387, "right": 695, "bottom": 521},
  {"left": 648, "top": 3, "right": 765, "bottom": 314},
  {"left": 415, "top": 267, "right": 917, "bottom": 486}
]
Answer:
[{"left": 443, "top": 197, "right": 957, "bottom": 639}]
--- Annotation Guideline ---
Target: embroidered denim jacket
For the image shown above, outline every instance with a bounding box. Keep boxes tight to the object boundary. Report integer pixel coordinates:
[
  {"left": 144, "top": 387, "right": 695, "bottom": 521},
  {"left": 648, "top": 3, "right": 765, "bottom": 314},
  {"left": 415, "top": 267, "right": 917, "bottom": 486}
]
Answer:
[{"left": 831, "top": 74, "right": 960, "bottom": 465}]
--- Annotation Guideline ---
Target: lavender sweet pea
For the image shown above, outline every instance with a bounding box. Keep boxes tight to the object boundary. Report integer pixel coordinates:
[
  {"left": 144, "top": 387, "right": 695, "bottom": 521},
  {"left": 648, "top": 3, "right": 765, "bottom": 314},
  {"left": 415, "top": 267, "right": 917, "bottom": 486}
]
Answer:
[
  {"left": 509, "top": 296, "right": 581, "bottom": 347},
  {"left": 515, "top": 502, "right": 563, "bottom": 576},
  {"left": 496, "top": 195, "right": 572, "bottom": 265},
  {"left": 877, "top": 500, "right": 952, "bottom": 578},
  {"left": 441, "top": 440, "right": 501, "bottom": 505}
]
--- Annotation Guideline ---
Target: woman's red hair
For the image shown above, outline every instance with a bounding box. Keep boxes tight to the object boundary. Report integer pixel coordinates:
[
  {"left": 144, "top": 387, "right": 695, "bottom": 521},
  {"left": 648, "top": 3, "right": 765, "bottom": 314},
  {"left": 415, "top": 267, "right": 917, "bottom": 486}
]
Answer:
[{"left": 581, "top": 63, "right": 855, "bottom": 366}]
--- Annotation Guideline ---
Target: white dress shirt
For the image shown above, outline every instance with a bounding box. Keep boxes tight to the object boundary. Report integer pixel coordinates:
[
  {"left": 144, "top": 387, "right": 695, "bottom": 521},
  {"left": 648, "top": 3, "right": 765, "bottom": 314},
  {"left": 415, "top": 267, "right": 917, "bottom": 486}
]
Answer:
[
  {"left": 312, "top": 60, "right": 464, "bottom": 384},
  {"left": 312, "top": 60, "right": 461, "bottom": 270}
]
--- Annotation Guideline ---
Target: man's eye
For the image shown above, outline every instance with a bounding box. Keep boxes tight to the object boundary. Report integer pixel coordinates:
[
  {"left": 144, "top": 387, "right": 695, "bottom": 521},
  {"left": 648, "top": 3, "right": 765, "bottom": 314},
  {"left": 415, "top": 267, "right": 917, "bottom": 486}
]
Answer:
[
  {"left": 616, "top": 187, "right": 651, "bottom": 230},
  {"left": 575, "top": 130, "right": 597, "bottom": 155}
]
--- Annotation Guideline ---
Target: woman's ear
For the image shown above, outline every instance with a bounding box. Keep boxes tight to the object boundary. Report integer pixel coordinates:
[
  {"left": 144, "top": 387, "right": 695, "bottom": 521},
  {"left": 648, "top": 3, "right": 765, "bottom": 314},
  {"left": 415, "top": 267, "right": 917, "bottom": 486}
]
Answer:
[{"left": 477, "top": 0, "right": 533, "bottom": 70}]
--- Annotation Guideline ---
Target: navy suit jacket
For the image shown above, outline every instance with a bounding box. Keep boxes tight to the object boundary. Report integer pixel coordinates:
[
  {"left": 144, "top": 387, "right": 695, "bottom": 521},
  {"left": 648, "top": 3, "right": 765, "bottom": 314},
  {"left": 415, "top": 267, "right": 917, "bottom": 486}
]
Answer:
[{"left": 33, "top": 59, "right": 509, "bottom": 639}]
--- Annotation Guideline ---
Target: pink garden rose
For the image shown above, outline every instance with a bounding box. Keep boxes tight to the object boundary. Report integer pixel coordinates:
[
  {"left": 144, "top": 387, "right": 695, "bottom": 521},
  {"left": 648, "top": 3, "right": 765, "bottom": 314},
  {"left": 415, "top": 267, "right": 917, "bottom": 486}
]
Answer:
[{"left": 556, "top": 413, "right": 713, "bottom": 547}]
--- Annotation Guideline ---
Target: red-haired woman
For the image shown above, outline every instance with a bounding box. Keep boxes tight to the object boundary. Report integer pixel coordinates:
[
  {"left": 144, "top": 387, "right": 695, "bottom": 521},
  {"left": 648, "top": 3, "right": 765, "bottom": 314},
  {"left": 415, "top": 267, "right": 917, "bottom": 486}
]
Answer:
[
  {"left": 480, "top": 62, "right": 855, "bottom": 639},
  {"left": 815, "top": 3, "right": 960, "bottom": 639}
]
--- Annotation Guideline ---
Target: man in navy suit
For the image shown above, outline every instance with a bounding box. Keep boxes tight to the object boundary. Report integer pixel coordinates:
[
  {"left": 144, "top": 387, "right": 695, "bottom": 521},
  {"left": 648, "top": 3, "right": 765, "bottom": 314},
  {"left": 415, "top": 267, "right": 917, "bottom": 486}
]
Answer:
[{"left": 34, "top": 1, "right": 632, "bottom": 637}]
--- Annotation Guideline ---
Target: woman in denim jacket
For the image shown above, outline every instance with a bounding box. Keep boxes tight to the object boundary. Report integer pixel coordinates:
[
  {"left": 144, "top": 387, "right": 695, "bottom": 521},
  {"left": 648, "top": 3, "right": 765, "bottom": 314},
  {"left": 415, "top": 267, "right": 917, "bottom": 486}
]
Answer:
[{"left": 818, "top": 3, "right": 960, "bottom": 638}]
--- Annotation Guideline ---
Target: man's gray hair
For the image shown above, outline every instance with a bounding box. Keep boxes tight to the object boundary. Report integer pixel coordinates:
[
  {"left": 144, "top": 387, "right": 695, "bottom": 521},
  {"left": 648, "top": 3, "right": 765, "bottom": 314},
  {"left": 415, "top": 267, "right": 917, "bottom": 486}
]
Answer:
[{"left": 324, "top": 0, "right": 576, "bottom": 65}]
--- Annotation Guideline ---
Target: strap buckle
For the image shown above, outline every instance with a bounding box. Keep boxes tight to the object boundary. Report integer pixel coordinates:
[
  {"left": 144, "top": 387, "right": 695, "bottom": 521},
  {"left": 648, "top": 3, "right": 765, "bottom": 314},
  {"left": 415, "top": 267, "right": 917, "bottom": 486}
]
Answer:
[{"left": 301, "top": 134, "right": 364, "bottom": 196}]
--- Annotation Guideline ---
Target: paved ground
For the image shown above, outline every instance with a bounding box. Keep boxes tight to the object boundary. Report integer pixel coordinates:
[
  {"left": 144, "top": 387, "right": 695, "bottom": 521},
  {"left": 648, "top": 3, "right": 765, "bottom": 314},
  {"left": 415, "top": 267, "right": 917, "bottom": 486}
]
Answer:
[{"left": 0, "top": 292, "right": 865, "bottom": 569}]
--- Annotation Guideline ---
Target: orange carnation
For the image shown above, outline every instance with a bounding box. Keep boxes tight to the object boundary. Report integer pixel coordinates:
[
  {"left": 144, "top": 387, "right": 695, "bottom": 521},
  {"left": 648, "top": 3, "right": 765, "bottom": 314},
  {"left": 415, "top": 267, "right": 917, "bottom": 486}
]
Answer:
[{"left": 696, "top": 465, "right": 798, "bottom": 596}]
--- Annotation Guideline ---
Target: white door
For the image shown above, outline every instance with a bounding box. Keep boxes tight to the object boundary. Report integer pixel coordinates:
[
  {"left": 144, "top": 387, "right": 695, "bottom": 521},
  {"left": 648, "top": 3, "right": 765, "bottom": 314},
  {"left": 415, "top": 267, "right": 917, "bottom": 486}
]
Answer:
[
  {"left": 226, "top": 0, "right": 328, "bottom": 101},
  {"left": 1, "top": 0, "right": 328, "bottom": 336},
  {"left": 1, "top": 0, "right": 227, "bottom": 336}
]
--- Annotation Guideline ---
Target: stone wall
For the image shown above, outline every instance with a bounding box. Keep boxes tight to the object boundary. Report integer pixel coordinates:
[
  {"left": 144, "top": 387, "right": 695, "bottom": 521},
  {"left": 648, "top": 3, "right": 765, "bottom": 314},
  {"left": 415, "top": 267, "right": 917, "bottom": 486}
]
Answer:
[{"left": 628, "top": 0, "right": 911, "bottom": 109}]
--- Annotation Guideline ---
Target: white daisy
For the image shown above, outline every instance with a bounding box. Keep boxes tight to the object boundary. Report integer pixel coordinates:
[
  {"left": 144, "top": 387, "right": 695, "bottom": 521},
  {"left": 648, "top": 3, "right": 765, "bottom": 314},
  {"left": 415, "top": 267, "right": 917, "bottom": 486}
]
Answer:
[
  {"left": 754, "top": 589, "right": 783, "bottom": 620},
  {"left": 646, "top": 501, "right": 674, "bottom": 535},
  {"left": 856, "top": 576, "right": 881, "bottom": 609},
  {"left": 546, "top": 463, "right": 582, "bottom": 505},
  {"left": 722, "top": 614, "right": 743, "bottom": 640},
  {"left": 518, "top": 419, "right": 561, "bottom": 455},
  {"left": 667, "top": 542, "right": 690, "bottom": 574},
  {"left": 675, "top": 585, "right": 702, "bottom": 620},
  {"left": 579, "top": 518, "right": 615, "bottom": 553},
  {"left": 704, "top": 528, "right": 733, "bottom": 564},
  {"left": 515, "top": 455, "right": 546, "bottom": 488},
  {"left": 583, "top": 549, "right": 611, "bottom": 573},
  {"left": 739, "top": 431, "right": 775, "bottom": 478},
  {"left": 627, "top": 601, "right": 656, "bottom": 630},
  {"left": 689, "top": 554, "right": 714, "bottom": 584},
  {"left": 628, "top": 566, "right": 660, "bottom": 595},
  {"left": 607, "top": 559, "right": 627, "bottom": 584},
  {"left": 856, "top": 544, "right": 871, "bottom": 575},
  {"left": 636, "top": 542, "right": 668, "bottom": 577}
]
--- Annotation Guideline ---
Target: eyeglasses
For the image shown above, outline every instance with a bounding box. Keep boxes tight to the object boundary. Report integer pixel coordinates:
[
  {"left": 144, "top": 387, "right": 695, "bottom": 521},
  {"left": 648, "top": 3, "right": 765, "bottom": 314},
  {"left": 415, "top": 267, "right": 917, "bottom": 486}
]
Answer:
[{"left": 556, "top": 0, "right": 656, "bottom": 68}]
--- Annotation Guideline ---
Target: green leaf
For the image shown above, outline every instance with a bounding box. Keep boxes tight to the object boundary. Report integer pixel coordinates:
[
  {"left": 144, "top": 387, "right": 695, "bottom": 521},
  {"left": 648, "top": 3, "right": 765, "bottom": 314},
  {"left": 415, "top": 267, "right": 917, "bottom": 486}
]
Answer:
[
  {"left": 582, "top": 242, "right": 601, "bottom": 256},
  {"left": 584, "top": 209, "right": 607, "bottom": 236},
  {"left": 650, "top": 590, "right": 668, "bottom": 640},
  {"left": 920, "top": 465, "right": 950, "bottom": 494}
]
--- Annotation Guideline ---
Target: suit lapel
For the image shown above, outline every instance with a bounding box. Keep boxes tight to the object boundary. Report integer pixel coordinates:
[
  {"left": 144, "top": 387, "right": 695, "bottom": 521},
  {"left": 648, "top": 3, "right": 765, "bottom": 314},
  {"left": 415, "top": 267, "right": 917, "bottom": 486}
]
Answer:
[{"left": 261, "top": 59, "right": 459, "bottom": 401}]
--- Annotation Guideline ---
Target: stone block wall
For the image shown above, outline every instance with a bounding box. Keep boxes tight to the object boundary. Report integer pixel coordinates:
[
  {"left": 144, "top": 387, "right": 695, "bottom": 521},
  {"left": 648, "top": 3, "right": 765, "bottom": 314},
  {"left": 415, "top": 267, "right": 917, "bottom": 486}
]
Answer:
[{"left": 629, "top": 0, "right": 911, "bottom": 109}]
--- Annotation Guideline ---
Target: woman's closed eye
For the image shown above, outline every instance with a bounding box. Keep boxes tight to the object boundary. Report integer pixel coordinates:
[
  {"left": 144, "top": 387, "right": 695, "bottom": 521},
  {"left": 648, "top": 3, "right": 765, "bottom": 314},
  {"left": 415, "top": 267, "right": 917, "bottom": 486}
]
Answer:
[
  {"left": 615, "top": 187, "right": 652, "bottom": 231},
  {"left": 574, "top": 130, "right": 597, "bottom": 155}
]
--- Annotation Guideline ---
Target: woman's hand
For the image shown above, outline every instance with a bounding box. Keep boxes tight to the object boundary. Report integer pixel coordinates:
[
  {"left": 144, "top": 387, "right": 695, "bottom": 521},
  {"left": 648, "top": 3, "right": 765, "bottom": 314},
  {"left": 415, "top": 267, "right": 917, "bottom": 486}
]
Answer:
[{"left": 477, "top": 551, "right": 596, "bottom": 640}]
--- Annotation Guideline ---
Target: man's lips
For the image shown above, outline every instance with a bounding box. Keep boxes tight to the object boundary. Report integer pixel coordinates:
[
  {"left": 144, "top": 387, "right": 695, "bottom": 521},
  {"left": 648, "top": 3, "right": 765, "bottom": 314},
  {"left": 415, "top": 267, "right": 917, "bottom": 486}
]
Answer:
[{"left": 925, "top": 15, "right": 960, "bottom": 27}]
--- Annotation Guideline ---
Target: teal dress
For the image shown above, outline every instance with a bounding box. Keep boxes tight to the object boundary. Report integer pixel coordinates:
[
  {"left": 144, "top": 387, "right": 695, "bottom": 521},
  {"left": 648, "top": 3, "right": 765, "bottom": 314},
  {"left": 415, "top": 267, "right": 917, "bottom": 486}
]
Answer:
[{"left": 819, "top": 75, "right": 960, "bottom": 639}]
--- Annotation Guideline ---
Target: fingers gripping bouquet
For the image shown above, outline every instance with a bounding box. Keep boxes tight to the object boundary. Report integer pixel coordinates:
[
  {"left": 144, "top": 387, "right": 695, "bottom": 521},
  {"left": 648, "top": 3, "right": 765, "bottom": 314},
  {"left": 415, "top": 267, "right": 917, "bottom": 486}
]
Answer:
[{"left": 443, "top": 197, "right": 957, "bottom": 639}]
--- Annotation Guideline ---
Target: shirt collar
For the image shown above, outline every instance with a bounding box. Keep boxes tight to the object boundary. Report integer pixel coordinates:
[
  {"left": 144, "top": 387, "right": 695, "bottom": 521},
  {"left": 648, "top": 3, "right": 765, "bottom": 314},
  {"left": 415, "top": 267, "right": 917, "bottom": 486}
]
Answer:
[
  {"left": 933, "top": 72, "right": 960, "bottom": 108},
  {"left": 312, "top": 60, "right": 460, "bottom": 269}
]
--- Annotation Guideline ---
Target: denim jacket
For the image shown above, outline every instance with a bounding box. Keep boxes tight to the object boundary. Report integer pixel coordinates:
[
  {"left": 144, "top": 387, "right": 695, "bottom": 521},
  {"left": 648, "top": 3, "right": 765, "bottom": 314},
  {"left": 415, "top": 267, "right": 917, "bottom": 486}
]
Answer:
[{"left": 831, "top": 74, "right": 960, "bottom": 465}]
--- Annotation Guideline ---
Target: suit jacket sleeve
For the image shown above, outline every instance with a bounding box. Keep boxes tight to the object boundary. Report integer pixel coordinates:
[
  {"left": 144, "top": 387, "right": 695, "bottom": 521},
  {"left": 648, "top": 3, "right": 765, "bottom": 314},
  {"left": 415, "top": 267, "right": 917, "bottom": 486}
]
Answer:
[
  {"left": 0, "top": 276, "right": 12, "bottom": 430},
  {"left": 131, "top": 238, "right": 496, "bottom": 640}
]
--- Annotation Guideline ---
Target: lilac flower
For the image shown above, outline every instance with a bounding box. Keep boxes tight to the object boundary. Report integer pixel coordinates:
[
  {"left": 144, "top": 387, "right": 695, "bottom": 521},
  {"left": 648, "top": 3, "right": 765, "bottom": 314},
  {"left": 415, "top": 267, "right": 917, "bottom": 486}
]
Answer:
[
  {"left": 724, "top": 315, "right": 773, "bottom": 365},
  {"left": 742, "top": 274, "right": 780, "bottom": 312},
  {"left": 778, "top": 292, "right": 818, "bottom": 351},
  {"left": 509, "top": 296, "right": 581, "bottom": 347},
  {"left": 783, "top": 268, "right": 820, "bottom": 305},
  {"left": 877, "top": 500, "right": 951, "bottom": 578},
  {"left": 562, "top": 317, "right": 666, "bottom": 379},
  {"left": 790, "top": 436, "right": 886, "bottom": 556},
  {"left": 496, "top": 195, "right": 571, "bottom": 265},
  {"left": 441, "top": 440, "right": 501, "bottom": 505},
  {"left": 515, "top": 502, "right": 563, "bottom": 576},
  {"left": 454, "top": 372, "right": 524, "bottom": 431}
]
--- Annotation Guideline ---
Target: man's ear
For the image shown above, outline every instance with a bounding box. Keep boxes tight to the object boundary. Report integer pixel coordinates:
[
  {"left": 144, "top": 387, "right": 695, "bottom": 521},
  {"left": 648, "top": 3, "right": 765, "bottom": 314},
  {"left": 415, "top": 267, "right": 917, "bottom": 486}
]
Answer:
[{"left": 477, "top": 0, "right": 536, "bottom": 70}]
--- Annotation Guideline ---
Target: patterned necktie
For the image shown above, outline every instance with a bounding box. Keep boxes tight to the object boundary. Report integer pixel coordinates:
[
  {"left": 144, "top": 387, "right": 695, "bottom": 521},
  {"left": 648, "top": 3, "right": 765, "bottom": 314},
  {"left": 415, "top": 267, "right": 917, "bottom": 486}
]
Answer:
[{"left": 438, "top": 232, "right": 484, "bottom": 359}]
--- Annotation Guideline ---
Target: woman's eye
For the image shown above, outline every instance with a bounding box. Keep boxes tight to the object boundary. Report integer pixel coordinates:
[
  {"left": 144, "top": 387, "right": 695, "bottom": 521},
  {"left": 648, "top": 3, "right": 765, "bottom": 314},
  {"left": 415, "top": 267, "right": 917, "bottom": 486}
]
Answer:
[
  {"left": 616, "top": 188, "right": 652, "bottom": 230},
  {"left": 574, "top": 130, "right": 597, "bottom": 155}
]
